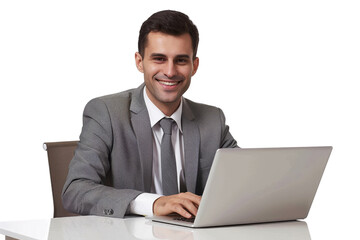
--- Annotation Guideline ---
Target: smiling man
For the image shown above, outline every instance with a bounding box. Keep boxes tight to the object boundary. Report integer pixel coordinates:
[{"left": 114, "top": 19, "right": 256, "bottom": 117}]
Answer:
[
  {"left": 62, "top": 10, "right": 238, "bottom": 219},
  {"left": 135, "top": 31, "right": 198, "bottom": 116}
]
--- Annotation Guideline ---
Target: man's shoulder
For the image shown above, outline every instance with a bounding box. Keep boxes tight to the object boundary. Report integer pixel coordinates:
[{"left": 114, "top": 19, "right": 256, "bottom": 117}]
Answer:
[
  {"left": 87, "top": 84, "right": 143, "bottom": 106},
  {"left": 83, "top": 84, "right": 144, "bottom": 116},
  {"left": 96, "top": 87, "right": 137, "bottom": 103},
  {"left": 182, "top": 98, "right": 225, "bottom": 124},
  {"left": 183, "top": 98, "right": 221, "bottom": 114}
]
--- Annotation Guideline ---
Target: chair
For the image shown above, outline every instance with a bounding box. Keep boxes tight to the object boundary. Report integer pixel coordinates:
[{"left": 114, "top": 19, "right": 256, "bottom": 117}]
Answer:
[
  {"left": 43, "top": 141, "right": 79, "bottom": 218},
  {"left": 4, "top": 142, "right": 78, "bottom": 240}
]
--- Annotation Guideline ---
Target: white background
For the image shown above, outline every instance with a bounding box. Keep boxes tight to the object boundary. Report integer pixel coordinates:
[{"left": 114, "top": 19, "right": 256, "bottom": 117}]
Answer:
[{"left": 0, "top": 0, "right": 359, "bottom": 239}]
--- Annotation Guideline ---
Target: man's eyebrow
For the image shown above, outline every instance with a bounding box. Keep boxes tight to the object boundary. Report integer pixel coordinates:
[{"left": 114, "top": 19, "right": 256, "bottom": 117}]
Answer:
[
  {"left": 150, "top": 53, "right": 166, "bottom": 58},
  {"left": 175, "top": 54, "right": 190, "bottom": 59},
  {"left": 149, "top": 53, "right": 191, "bottom": 58}
]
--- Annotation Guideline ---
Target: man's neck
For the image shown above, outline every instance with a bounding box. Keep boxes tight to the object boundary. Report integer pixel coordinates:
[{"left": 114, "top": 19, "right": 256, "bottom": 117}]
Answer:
[
  {"left": 145, "top": 88, "right": 181, "bottom": 117},
  {"left": 157, "top": 102, "right": 181, "bottom": 117},
  {"left": 143, "top": 87, "right": 183, "bottom": 131}
]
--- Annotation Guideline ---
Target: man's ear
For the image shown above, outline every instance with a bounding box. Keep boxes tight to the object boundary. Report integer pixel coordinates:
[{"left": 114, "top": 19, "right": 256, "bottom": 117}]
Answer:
[
  {"left": 135, "top": 52, "right": 144, "bottom": 73},
  {"left": 192, "top": 57, "right": 199, "bottom": 76}
]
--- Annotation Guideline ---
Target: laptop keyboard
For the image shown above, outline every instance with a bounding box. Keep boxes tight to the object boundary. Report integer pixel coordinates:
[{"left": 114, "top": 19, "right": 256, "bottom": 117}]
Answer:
[{"left": 173, "top": 217, "right": 195, "bottom": 223}]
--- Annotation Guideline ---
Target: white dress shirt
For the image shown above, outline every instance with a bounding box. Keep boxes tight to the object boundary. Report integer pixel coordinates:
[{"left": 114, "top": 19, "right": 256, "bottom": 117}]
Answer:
[{"left": 127, "top": 87, "right": 186, "bottom": 216}]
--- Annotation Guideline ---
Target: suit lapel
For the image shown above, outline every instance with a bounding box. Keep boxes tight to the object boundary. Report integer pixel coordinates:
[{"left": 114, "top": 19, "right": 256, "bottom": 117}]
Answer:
[
  {"left": 130, "top": 84, "right": 153, "bottom": 192},
  {"left": 182, "top": 99, "right": 200, "bottom": 193},
  {"left": 129, "top": 86, "right": 200, "bottom": 194}
]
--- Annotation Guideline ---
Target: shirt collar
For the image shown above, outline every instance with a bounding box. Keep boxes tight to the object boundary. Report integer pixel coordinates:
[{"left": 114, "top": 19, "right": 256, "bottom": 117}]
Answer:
[{"left": 143, "top": 87, "right": 183, "bottom": 132}]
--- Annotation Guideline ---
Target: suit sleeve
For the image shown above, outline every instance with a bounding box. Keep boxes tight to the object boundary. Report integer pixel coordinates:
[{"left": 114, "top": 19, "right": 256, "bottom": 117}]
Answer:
[
  {"left": 62, "top": 98, "right": 142, "bottom": 218},
  {"left": 218, "top": 108, "right": 239, "bottom": 148}
]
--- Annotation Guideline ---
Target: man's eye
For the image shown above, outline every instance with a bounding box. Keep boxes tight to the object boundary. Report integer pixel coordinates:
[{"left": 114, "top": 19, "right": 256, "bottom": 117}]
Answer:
[
  {"left": 177, "top": 59, "right": 188, "bottom": 64},
  {"left": 154, "top": 57, "right": 166, "bottom": 62}
]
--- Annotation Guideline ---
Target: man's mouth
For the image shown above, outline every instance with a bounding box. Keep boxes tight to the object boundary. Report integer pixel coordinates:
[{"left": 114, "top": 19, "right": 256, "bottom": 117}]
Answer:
[{"left": 156, "top": 79, "right": 181, "bottom": 86}]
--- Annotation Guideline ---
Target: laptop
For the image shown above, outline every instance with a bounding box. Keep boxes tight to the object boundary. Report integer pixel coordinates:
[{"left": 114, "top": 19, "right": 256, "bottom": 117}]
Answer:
[{"left": 147, "top": 146, "right": 332, "bottom": 227}]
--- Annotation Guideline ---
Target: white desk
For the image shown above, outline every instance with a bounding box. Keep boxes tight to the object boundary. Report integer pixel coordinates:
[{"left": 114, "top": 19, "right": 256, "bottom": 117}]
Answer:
[{"left": 0, "top": 216, "right": 310, "bottom": 240}]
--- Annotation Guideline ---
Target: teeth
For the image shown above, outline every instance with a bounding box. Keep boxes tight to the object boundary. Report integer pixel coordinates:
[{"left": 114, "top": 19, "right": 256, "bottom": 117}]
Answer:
[{"left": 159, "top": 81, "right": 178, "bottom": 86}]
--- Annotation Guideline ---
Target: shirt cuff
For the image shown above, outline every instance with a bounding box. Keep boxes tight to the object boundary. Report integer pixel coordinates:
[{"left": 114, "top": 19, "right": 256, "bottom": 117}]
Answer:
[{"left": 128, "top": 193, "right": 163, "bottom": 216}]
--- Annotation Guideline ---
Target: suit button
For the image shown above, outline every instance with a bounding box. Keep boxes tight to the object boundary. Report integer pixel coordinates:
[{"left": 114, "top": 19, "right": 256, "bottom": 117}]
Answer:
[
  {"left": 109, "top": 209, "right": 114, "bottom": 215},
  {"left": 103, "top": 209, "right": 114, "bottom": 215}
]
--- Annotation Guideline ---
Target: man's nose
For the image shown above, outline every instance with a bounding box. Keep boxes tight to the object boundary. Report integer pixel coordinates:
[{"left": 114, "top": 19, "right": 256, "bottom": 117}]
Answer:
[{"left": 164, "top": 61, "right": 177, "bottom": 78}]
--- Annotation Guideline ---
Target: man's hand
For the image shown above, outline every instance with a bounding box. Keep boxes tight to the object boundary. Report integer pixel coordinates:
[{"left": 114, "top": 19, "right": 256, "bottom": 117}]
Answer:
[{"left": 153, "top": 192, "right": 201, "bottom": 218}]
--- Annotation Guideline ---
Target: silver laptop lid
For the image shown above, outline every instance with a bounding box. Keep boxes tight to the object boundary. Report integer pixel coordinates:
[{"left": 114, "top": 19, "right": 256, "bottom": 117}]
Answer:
[{"left": 193, "top": 146, "right": 332, "bottom": 227}]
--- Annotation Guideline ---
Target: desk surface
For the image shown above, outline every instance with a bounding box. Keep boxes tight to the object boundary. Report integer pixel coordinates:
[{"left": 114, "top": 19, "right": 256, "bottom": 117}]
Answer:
[{"left": 0, "top": 216, "right": 310, "bottom": 240}]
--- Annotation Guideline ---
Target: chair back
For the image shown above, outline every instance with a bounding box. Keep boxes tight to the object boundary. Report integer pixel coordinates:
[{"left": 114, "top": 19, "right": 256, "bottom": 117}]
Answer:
[{"left": 44, "top": 141, "right": 78, "bottom": 218}]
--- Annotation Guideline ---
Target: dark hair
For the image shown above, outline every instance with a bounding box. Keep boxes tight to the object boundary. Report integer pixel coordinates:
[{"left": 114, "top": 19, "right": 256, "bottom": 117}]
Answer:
[{"left": 138, "top": 10, "right": 199, "bottom": 59}]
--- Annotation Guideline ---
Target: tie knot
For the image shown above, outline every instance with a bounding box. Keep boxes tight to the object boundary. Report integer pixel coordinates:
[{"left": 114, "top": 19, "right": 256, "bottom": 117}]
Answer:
[{"left": 160, "top": 118, "right": 174, "bottom": 135}]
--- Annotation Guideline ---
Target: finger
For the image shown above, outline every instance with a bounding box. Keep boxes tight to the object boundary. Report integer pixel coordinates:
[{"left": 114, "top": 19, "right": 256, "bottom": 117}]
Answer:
[
  {"left": 169, "top": 193, "right": 201, "bottom": 217},
  {"left": 178, "top": 198, "right": 199, "bottom": 217},
  {"left": 166, "top": 196, "right": 199, "bottom": 217},
  {"left": 171, "top": 203, "right": 192, "bottom": 218},
  {"left": 179, "top": 192, "right": 202, "bottom": 206}
]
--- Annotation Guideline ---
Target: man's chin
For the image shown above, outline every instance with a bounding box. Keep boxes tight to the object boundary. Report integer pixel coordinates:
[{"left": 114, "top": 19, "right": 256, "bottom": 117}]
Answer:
[
  {"left": 159, "top": 97, "right": 181, "bottom": 105},
  {"left": 156, "top": 94, "right": 182, "bottom": 106}
]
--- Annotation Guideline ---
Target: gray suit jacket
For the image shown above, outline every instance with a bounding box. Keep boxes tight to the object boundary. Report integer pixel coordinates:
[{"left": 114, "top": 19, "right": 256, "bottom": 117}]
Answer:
[{"left": 62, "top": 84, "right": 238, "bottom": 218}]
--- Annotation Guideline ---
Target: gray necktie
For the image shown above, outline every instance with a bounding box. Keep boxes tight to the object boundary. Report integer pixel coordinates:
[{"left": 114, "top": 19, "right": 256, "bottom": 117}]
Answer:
[{"left": 160, "top": 118, "right": 178, "bottom": 195}]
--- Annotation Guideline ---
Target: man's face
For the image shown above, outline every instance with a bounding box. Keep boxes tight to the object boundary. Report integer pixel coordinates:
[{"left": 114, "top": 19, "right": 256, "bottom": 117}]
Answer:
[{"left": 135, "top": 31, "right": 199, "bottom": 115}]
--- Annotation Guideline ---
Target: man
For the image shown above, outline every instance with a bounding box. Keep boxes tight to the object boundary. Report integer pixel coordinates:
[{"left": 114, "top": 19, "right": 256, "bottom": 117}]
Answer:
[{"left": 62, "top": 10, "right": 238, "bottom": 219}]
